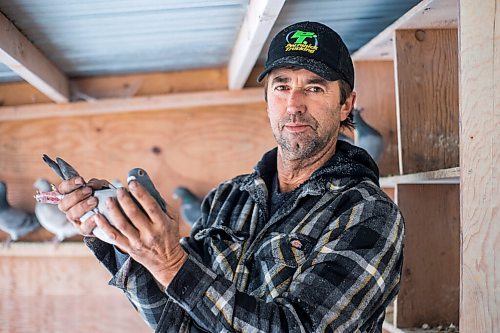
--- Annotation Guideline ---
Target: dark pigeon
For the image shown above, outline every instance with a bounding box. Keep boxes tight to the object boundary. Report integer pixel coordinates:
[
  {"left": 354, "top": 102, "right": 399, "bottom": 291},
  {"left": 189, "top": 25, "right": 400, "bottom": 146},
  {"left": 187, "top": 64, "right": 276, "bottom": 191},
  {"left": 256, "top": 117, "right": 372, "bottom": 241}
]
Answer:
[{"left": 173, "top": 186, "right": 202, "bottom": 227}]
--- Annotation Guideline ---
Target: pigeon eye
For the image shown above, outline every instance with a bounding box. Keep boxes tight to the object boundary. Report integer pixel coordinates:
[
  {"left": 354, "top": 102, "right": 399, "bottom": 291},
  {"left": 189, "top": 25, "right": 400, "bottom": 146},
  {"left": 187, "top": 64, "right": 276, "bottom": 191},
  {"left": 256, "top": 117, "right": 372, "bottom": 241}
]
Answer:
[{"left": 138, "top": 169, "right": 144, "bottom": 176}]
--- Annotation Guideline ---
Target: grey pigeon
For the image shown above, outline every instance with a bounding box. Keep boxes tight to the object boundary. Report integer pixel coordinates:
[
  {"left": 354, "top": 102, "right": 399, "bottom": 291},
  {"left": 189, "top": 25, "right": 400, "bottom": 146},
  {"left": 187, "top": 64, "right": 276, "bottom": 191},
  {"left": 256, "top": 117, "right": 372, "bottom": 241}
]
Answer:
[
  {"left": 352, "top": 108, "right": 384, "bottom": 162},
  {"left": 0, "top": 181, "right": 41, "bottom": 244},
  {"left": 42, "top": 155, "right": 167, "bottom": 244},
  {"left": 42, "top": 154, "right": 119, "bottom": 244},
  {"left": 173, "top": 186, "right": 202, "bottom": 227},
  {"left": 127, "top": 168, "right": 167, "bottom": 213},
  {"left": 33, "top": 178, "right": 79, "bottom": 243}
]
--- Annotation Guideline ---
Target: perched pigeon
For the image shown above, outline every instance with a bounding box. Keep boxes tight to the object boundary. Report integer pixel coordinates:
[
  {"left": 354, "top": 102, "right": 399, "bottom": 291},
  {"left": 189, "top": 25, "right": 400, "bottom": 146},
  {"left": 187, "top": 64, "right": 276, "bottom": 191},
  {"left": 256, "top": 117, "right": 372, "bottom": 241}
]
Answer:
[
  {"left": 173, "top": 186, "right": 202, "bottom": 227},
  {"left": 0, "top": 181, "right": 41, "bottom": 244},
  {"left": 33, "top": 178, "right": 79, "bottom": 243},
  {"left": 41, "top": 155, "right": 167, "bottom": 244},
  {"left": 352, "top": 107, "right": 385, "bottom": 162},
  {"left": 127, "top": 168, "right": 167, "bottom": 213}
]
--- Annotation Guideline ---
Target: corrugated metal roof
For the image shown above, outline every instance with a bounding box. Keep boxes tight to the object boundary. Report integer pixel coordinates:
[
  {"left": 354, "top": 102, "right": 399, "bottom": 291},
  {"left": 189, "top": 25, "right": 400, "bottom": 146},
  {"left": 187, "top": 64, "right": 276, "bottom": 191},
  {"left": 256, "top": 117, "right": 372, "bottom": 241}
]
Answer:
[
  {"left": 0, "top": 0, "right": 249, "bottom": 81},
  {"left": 0, "top": 0, "right": 421, "bottom": 83}
]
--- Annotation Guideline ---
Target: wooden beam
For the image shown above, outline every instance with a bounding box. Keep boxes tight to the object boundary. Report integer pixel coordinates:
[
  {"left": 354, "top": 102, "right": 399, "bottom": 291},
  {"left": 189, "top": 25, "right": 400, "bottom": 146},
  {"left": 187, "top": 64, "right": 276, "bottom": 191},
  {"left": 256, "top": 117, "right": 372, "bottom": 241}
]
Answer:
[
  {"left": 352, "top": 0, "right": 458, "bottom": 61},
  {"left": 0, "top": 87, "right": 263, "bottom": 121},
  {"left": 0, "top": 12, "right": 69, "bottom": 103},
  {"left": 228, "top": 0, "right": 285, "bottom": 90},
  {"left": 459, "top": 0, "right": 500, "bottom": 332}
]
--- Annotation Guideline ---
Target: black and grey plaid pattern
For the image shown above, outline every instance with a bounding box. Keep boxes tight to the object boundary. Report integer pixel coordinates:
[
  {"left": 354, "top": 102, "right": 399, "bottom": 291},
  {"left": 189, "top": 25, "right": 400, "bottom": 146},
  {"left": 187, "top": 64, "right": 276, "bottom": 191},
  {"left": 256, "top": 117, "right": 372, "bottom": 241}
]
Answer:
[{"left": 87, "top": 142, "right": 404, "bottom": 333}]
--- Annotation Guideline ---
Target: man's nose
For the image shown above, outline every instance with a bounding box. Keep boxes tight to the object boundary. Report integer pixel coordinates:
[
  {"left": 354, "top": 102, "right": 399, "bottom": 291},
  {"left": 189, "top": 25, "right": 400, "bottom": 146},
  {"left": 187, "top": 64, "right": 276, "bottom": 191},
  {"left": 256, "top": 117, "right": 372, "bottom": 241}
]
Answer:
[{"left": 286, "top": 89, "right": 306, "bottom": 115}]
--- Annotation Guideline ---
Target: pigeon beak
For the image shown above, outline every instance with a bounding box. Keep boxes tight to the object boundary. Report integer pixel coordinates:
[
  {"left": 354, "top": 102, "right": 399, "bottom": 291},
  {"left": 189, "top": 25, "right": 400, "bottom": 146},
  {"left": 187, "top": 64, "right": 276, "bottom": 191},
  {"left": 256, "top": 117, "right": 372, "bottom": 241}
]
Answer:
[
  {"left": 172, "top": 193, "right": 179, "bottom": 200},
  {"left": 127, "top": 175, "right": 136, "bottom": 184}
]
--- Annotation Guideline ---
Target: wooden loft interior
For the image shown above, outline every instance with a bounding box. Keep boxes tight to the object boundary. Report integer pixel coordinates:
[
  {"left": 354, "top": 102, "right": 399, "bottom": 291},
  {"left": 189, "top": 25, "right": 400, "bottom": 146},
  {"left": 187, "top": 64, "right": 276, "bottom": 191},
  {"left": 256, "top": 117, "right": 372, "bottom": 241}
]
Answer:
[{"left": 0, "top": 0, "right": 498, "bottom": 332}]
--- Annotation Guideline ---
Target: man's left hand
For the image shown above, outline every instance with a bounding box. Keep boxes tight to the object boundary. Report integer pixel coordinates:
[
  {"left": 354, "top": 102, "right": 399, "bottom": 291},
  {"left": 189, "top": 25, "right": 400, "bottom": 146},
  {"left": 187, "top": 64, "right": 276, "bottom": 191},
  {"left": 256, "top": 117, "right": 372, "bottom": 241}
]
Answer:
[{"left": 93, "top": 180, "right": 187, "bottom": 286}]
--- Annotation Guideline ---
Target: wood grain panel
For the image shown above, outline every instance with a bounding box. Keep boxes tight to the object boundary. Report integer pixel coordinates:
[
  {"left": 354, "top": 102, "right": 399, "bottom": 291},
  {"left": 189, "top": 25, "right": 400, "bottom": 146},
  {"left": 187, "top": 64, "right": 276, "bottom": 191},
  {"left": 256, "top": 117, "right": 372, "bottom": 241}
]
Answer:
[
  {"left": 0, "top": 254, "right": 150, "bottom": 332},
  {"left": 0, "top": 67, "right": 228, "bottom": 106},
  {"left": 0, "top": 102, "right": 274, "bottom": 240},
  {"left": 395, "top": 29, "right": 459, "bottom": 174},
  {"left": 354, "top": 61, "right": 398, "bottom": 176},
  {"left": 395, "top": 184, "right": 459, "bottom": 328},
  {"left": 459, "top": 0, "right": 500, "bottom": 331}
]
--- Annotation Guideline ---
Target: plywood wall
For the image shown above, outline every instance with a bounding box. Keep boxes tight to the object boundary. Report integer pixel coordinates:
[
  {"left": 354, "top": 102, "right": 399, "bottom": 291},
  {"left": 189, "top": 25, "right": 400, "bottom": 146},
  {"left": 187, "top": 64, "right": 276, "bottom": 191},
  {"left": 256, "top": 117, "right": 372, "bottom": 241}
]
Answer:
[
  {"left": 354, "top": 60, "right": 399, "bottom": 177},
  {"left": 0, "top": 101, "right": 274, "bottom": 238},
  {"left": 0, "top": 245, "right": 151, "bottom": 333}
]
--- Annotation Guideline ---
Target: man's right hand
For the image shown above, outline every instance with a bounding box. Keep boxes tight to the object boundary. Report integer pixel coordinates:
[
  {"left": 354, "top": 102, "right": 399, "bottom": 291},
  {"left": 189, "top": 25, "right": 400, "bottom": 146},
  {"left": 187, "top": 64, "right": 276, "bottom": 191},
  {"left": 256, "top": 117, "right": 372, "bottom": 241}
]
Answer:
[{"left": 56, "top": 177, "right": 109, "bottom": 236}]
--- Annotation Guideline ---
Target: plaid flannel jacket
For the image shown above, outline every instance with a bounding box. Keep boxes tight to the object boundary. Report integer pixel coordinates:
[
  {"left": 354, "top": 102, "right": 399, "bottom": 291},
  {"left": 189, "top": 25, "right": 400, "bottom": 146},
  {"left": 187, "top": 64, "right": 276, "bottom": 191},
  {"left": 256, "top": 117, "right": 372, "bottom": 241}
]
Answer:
[{"left": 86, "top": 141, "right": 404, "bottom": 333}]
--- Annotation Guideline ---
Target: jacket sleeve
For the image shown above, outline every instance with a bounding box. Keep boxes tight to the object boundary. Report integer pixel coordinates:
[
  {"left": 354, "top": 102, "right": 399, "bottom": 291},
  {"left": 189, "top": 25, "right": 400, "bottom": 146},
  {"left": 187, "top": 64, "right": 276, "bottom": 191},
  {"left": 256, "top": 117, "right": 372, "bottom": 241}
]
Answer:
[
  {"left": 165, "top": 199, "right": 404, "bottom": 332},
  {"left": 84, "top": 237, "right": 169, "bottom": 330}
]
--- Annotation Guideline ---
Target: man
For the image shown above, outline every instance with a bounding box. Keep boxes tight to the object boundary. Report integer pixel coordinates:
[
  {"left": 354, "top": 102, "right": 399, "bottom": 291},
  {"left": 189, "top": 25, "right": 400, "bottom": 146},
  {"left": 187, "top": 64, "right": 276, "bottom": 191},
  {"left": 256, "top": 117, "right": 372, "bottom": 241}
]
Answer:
[{"left": 58, "top": 21, "right": 404, "bottom": 332}]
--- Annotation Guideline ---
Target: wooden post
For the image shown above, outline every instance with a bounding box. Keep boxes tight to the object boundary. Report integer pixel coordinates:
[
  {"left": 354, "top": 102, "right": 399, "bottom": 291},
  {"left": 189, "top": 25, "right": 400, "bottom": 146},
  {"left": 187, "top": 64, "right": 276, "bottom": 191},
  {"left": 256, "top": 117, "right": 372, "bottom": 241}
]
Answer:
[
  {"left": 459, "top": 0, "right": 500, "bottom": 332},
  {"left": 394, "top": 28, "right": 459, "bottom": 174}
]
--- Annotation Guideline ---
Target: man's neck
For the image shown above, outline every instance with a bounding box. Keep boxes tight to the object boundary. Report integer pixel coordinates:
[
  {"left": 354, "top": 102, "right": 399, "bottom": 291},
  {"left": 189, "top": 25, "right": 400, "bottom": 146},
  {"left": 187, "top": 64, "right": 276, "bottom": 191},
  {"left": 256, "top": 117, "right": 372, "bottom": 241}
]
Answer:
[{"left": 276, "top": 140, "right": 337, "bottom": 193}]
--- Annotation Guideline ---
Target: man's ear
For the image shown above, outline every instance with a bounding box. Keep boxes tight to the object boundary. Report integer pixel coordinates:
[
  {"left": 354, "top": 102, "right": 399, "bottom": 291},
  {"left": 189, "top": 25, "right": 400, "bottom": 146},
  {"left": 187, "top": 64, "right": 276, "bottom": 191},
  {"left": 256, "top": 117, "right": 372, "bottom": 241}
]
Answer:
[{"left": 340, "top": 91, "right": 356, "bottom": 121}]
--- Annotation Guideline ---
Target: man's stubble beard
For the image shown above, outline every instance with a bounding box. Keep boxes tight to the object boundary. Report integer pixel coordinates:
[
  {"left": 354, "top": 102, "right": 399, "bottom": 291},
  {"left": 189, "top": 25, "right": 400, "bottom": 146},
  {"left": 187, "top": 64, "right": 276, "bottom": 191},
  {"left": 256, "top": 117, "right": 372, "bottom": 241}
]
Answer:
[{"left": 274, "top": 105, "right": 341, "bottom": 161}]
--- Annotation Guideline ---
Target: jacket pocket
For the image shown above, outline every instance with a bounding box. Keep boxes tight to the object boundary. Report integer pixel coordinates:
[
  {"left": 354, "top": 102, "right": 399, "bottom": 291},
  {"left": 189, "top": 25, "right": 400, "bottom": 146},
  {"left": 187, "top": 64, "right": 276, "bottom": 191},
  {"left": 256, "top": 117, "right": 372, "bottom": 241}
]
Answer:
[{"left": 254, "top": 232, "right": 314, "bottom": 268}]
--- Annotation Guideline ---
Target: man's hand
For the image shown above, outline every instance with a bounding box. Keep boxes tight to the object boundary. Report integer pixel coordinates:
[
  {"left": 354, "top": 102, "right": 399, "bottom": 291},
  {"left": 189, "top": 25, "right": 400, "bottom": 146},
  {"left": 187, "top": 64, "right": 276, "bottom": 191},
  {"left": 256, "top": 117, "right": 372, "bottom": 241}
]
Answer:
[
  {"left": 93, "top": 180, "right": 187, "bottom": 286},
  {"left": 57, "top": 177, "right": 110, "bottom": 236}
]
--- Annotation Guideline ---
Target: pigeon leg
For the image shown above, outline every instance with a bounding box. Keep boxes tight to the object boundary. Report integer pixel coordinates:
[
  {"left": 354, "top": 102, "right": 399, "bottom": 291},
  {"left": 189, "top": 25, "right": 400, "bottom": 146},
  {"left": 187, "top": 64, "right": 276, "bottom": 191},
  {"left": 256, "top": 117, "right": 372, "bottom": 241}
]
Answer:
[{"left": 2, "top": 236, "right": 12, "bottom": 249}]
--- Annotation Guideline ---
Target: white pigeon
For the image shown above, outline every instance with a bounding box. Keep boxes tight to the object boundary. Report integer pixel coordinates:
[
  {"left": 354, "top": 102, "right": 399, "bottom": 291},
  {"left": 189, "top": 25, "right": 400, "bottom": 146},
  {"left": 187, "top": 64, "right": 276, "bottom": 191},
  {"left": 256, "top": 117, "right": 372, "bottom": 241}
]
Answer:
[{"left": 33, "top": 178, "right": 79, "bottom": 243}]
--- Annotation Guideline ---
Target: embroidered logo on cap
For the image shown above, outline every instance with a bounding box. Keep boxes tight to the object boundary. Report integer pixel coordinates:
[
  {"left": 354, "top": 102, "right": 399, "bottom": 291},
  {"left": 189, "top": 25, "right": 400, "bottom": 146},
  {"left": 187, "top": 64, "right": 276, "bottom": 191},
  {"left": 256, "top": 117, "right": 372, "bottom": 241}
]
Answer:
[
  {"left": 285, "top": 30, "right": 318, "bottom": 54},
  {"left": 290, "top": 238, "right": 303, "bottom": 250}
]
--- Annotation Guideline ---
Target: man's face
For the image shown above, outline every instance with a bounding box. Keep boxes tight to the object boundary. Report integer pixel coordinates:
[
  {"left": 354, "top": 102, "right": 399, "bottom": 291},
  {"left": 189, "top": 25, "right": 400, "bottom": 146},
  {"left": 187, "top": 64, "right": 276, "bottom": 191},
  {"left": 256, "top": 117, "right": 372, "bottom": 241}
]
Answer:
[{"left": 266, "top": 68, "right": 351, "bottom": 161}]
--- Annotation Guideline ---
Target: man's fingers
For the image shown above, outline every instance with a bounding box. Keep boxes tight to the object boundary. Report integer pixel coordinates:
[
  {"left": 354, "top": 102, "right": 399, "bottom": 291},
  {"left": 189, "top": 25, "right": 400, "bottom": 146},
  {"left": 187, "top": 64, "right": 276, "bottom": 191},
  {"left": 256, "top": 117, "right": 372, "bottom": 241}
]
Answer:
[
  {"left": 58, "top": 186, "right": 93, "bottom": 212},
  {"left": 87, "top": 178, "right": 111, "bottom": 190},
  {"left": 93, "top": 213, "right": 130, "bottom": 250},
  {"left": 128, "top": 181, "right": 166, "bottom": 225},
  {"left": 105, "top": 196, "right": 140, "bottom": 240},
  {"left": 116, "top": 187, "right": 153, "bottom": 230},
  {"left": 72, "top": 215, "right": 97, "bottom": 237},
  {"left": 57, "top": 177, "right": 85, "bottom": 195}
]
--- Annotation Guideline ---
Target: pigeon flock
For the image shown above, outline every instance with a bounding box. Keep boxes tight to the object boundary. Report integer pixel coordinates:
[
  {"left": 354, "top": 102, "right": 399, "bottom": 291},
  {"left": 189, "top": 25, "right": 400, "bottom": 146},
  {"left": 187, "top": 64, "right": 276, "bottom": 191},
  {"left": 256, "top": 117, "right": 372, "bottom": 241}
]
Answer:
[{"left": 0, "top": 155, "right": 204, "bottom": 246}]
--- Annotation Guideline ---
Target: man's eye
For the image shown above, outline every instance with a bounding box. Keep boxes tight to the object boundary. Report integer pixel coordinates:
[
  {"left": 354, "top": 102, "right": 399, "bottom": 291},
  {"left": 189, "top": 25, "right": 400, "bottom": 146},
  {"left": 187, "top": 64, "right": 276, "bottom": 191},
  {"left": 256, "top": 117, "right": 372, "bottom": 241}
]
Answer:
[
  {"left": 308, "top": 86, "right": 324, "bottom": 93},
  {"left": 274, "top": 85, "right": 288, "bottom": 91}
]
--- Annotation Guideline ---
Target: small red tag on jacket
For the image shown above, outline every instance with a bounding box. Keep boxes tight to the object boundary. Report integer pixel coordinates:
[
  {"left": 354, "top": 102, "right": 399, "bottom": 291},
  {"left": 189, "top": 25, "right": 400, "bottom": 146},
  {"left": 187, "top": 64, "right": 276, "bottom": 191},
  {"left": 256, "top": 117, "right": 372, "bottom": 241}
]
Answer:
[{"left": 290, "top": 239, "right": 303, "bottom": 250}]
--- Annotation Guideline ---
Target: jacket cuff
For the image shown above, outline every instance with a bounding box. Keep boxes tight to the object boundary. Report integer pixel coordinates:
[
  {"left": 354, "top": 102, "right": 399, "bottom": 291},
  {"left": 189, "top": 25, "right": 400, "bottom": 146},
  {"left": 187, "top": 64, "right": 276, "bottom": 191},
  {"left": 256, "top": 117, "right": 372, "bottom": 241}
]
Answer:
[{"left": 165, "top": 255, "right": 217, "bottom": 311}]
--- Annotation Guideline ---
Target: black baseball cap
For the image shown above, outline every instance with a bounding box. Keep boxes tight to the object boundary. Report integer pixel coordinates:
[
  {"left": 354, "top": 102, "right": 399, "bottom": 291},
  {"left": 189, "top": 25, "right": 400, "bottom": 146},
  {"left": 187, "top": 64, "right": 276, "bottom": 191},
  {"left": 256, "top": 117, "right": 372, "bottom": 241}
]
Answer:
[{"left": 257, "top": 21, "right": 354, "bottom": 89}]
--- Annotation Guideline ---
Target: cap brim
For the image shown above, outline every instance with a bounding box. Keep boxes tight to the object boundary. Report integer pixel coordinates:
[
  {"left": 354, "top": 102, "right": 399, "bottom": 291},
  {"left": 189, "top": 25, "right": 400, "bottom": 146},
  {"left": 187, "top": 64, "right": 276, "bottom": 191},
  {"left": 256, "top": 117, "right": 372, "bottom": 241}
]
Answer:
[{"left": 257, "top": 56, "right": 343, "bottom": 82}]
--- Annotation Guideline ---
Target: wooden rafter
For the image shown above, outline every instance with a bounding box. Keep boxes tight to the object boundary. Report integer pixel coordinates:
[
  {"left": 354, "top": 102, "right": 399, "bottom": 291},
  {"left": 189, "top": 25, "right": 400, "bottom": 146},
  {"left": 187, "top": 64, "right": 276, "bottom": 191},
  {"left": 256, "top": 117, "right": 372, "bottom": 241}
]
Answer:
[
  {"left": 228, "top": 0, "right": 285, "bottom": 90},
  {"left": 0, "top": 87, "right": 264, "bottom": 121},
  {"left": 0, "top": 12, "right": 69, "bottom": 103}
]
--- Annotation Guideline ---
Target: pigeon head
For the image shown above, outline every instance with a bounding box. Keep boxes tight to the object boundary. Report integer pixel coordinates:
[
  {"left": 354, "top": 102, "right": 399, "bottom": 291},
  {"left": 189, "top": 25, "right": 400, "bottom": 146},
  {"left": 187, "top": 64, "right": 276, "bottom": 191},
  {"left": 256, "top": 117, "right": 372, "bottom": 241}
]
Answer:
[
  {"left": 127, "top": 168, "right": 151, "bottom": 185},
  {"left": 33, "top": 178, "right": 51, "bottom": 192},
  {"left": 127, "top": 168, "right": 167, "bottom": 212}
]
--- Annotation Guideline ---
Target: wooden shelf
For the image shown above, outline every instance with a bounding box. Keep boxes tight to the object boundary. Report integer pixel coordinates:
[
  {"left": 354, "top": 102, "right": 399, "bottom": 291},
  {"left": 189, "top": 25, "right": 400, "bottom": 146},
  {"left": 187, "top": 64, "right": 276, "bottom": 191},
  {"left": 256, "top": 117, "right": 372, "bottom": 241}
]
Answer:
[
  {"left": 380, "top": 167, "right": 459, "bottom": 188},
  {"left": 0, "top": 241, "right": 91, "bottom": 257},
  {"left": 383, "top": 322, "right": 458, "bottom": 333},
  {"left": 352, "top": 0, "right": 458, "bottom": 61}
]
